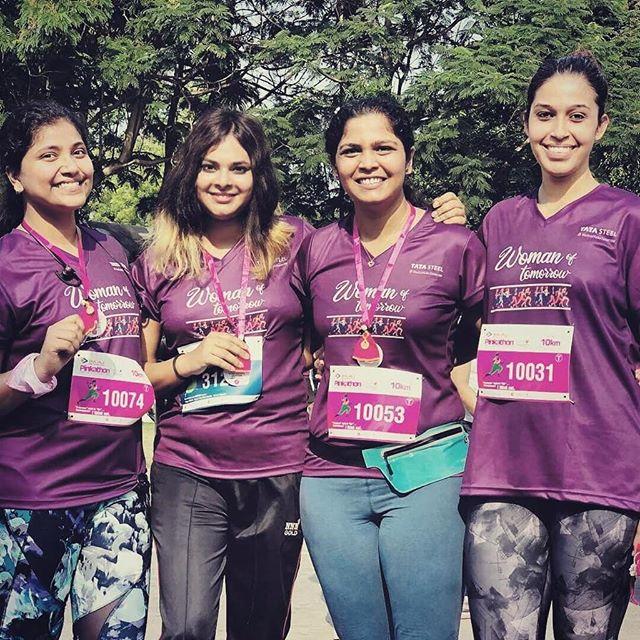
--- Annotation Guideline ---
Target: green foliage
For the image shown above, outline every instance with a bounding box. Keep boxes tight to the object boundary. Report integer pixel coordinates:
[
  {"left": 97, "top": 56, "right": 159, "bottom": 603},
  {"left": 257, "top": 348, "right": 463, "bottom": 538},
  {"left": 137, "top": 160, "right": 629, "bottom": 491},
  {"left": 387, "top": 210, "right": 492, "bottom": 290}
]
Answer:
[{"left": 1, "top": 0, "right": 638, "bottom": 227}]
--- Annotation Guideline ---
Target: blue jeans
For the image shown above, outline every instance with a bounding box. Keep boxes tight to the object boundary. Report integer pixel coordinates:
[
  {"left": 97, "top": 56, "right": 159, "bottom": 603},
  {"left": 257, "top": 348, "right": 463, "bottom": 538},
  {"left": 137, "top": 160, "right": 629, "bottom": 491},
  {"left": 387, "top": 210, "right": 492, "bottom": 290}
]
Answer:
[{"left": 300, "top": 475, "right": 464, "bottom": 640}]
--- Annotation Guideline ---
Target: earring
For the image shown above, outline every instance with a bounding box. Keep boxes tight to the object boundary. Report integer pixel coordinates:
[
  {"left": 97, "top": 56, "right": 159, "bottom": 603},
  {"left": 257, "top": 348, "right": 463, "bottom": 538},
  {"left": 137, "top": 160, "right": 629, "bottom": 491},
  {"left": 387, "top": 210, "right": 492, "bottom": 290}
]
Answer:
[{"left": 14, "top": 185, "right": 23, "bottom": 194}]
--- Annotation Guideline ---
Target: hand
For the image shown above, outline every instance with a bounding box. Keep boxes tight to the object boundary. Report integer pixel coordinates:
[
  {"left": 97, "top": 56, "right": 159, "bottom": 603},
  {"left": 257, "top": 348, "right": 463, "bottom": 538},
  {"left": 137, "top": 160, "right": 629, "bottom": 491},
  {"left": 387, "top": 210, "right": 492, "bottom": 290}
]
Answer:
[
  {"left": 432, "top": 192, "right": 467, "bottom": 225},
  {"left": 179, "top": 332, "right": 251, "bottom": 375},
  {"left": 313, "top": 347, "right": 325, "bottom": 381},
  {"left": 34, "top": 314, "right": 85, "bottom": 382},
  {"left": 631, "top": 523, "right": 640, "bottom": 577}
]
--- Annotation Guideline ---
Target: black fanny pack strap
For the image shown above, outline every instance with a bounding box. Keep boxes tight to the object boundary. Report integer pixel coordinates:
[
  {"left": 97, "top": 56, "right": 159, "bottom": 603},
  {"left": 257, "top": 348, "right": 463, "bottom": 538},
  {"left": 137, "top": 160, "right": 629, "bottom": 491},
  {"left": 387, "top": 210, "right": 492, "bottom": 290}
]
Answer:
[
  {"left": 309, "top": 437, "right": 371, "bottom": 468},
  {"left": 310, "top": 420, "right": 471, "bottom": 469}
]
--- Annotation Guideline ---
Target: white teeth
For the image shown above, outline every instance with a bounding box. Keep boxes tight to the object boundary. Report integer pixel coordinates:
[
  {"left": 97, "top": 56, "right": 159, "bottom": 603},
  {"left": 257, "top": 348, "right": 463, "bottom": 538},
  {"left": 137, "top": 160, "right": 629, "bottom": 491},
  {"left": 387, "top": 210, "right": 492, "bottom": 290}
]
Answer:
[
  {"left": 54, "top": 181, "right": 83, "bottom": 189},
  {"left": 357, "top": 177, "right": 384, "bottom": 184}
]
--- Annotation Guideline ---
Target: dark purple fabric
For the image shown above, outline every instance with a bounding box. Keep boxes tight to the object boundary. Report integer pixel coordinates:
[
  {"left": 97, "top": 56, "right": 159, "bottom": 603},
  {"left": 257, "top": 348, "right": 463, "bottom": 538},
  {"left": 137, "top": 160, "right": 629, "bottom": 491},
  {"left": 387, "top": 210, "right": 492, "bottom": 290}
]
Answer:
[
  {"left": 131, "top": 215, "right": 312, "bottom": 479},
  {"left": 294, "top": 211, "right": 486, "bottom": 478},
  {"left": 0, "top": 226, "right": 145, "bottom": 509},
  {"left": 462, "top": 185, "right": 640, "bottom": 512}
]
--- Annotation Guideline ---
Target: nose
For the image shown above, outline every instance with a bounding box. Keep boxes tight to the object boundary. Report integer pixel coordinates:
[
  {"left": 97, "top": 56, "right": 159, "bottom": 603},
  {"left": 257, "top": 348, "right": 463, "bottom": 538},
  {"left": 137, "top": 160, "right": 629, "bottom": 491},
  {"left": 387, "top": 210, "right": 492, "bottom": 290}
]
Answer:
[
  {"left": 213, "top": 168, "right": 232, "bottom": 189},
  {"left": 59, "top": 154, "right": 83, "bottom": 175},
  {"left": 550, "top": 118, "right": 570, "bottom": 141},
  {"left": 358, "top": 149, "right": 379, "bottom": 170}
]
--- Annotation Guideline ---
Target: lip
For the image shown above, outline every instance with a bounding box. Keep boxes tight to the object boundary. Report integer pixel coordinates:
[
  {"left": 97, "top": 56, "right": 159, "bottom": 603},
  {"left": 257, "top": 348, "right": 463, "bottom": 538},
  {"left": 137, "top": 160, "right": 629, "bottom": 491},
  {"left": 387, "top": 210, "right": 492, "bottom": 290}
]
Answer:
[
  {"left": 541, "top": 144, "right": 577, "bottom": 159},
  {"left": 207, "top": 192, "right": 237, "bottom": 203},
  {"left": 354, "top": 176, "right": 386, "bottom": 189},
  {"left": 52, "top": 179, "right": 88, "bottom": 192}
]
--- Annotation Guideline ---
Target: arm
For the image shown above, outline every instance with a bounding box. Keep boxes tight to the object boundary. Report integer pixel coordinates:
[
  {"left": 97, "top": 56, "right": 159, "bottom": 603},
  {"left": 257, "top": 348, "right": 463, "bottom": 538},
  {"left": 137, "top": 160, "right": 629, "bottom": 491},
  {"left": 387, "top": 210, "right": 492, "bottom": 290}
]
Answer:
[
  {"left": 451, "top": 361, "right": 477, "bottom": 415},
  {"left": 141, "top": 318, "right": 251, "bottom": 394},
  {"left": 0, "top": 315, "right": 85, "bottom": 416}
]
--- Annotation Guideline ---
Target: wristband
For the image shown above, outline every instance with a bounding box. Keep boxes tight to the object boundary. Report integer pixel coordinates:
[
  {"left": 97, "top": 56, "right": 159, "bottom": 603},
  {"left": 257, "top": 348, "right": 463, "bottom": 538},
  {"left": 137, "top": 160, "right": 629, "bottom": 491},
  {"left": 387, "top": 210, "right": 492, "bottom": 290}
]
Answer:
[
  {"left": 172, "top": 354, "right": 190, "bottom": 381},
  {"left": 6, "top": 353, "right": 58, "bottom": 398}
]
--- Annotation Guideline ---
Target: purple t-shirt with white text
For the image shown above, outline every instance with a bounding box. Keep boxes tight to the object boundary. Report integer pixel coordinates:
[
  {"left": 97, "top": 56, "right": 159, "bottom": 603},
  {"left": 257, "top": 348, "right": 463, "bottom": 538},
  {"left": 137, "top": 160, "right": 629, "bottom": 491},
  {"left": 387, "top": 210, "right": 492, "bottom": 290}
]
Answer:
[
  {"left": 0, "top": 226, "right": 145, "bottom": 509},
  {"left": 131, "top": 215, "right": 312, "bottom": 479},
  {"left": 462, "top": 185, "right": 640, "bottom": 512},
  {"left": 295, "top": 212, "right": 486, "bottom": 478}
]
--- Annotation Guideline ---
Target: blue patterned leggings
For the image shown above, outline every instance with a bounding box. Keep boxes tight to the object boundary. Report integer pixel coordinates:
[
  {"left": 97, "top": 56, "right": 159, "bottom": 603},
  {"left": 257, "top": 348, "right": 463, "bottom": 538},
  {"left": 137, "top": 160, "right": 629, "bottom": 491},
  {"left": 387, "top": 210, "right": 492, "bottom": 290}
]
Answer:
[
  {"left": 0, "top": 481, "right": 151, "bottom": 640},
  {"left": 463, "top": 498, "right": 638, "bottom": 640}
]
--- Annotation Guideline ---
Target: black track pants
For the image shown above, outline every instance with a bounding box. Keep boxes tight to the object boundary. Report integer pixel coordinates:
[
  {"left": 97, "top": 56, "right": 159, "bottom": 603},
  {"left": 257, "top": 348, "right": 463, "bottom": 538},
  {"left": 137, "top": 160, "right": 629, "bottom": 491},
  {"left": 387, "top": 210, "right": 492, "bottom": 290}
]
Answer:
[{"left": 150, "top": 462, "right": 303, "bottom": 640}]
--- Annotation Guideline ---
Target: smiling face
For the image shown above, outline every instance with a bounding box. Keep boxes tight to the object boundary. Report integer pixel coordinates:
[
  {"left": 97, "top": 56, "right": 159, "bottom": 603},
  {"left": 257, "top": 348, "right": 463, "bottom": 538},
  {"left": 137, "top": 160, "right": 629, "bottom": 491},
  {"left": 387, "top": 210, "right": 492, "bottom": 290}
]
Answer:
[
  {"left": 334, "top": 112, "right": 413, "bottom": 210},
  {"left": 525, "top": 72, "right": 609, "bottom": 182},
  {"left": 196, "top": 134, "right": 254, "bottom": 224},
  {"left": 8, "top": 119, "right": 93, "bottom": 218}
]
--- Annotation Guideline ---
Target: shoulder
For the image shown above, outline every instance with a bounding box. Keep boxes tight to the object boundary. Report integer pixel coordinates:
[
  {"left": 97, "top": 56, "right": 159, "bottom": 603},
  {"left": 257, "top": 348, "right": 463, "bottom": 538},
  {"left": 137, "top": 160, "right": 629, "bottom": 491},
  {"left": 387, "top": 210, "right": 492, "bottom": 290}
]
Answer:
[
  {"left": 596, "top": 185, "right": 640, "bottom": 216},
  {"left": 482, "top": 194, "right": 532, "bottom": 225},
  {"left": 0, "top": 229, "right": 33, "bottom": 272}
]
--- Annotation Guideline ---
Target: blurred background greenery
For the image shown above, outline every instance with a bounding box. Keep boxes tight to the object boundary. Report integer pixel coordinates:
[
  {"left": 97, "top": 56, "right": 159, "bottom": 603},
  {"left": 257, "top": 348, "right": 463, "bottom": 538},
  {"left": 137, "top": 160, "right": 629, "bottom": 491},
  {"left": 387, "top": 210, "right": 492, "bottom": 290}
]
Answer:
[{"left": 1, "top": 0, "right": 638, "bottom": 228}]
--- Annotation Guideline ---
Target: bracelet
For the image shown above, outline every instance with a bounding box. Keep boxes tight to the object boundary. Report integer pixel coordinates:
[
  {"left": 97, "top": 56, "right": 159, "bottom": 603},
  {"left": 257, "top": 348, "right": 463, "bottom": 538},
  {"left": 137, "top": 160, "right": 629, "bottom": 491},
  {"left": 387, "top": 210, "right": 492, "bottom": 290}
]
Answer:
[
  {"left": 171, "top": 354, "right": 190, "bottom": 380},
  {"left": 6, "top": 353, "right": 58, "bottom": 398}
]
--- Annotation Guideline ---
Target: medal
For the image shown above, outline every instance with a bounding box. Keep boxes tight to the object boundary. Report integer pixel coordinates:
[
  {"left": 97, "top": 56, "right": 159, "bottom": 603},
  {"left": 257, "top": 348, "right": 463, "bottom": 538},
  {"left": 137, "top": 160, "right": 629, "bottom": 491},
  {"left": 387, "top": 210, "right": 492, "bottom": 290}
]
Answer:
[
  {"left": 352, "top": 328, "right": 383, "bottom": 367},
  {"left": 351, "top": 204, "right": 416, "bottom": 367},
  {"left": 85, "top": 304, "right": 108, "bottom": 338}
]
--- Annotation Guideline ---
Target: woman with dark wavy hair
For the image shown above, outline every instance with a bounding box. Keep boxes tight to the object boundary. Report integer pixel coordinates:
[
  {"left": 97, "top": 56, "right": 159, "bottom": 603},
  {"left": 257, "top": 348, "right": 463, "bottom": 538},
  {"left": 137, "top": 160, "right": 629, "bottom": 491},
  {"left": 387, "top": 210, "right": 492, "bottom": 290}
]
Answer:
[{"left": 0, "top": 100, "right": 151, "bottom": 640}]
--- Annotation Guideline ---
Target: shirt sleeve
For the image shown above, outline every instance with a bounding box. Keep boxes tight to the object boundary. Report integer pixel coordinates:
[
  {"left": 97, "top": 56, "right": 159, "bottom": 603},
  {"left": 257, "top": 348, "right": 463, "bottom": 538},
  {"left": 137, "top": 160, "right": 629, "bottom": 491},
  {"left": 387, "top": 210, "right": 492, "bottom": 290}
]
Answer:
[
  {"left": 458, "top": 232, "right": 486, "bottom": 309},
  {"left": 621, "top": 209, "right": 640, "bottom": 346},
  {"left": 130, "top": 253, "right": 162, "bottom": 322},
  {"left": 0, "top": 282, "right": 17, "bottom": 372}
]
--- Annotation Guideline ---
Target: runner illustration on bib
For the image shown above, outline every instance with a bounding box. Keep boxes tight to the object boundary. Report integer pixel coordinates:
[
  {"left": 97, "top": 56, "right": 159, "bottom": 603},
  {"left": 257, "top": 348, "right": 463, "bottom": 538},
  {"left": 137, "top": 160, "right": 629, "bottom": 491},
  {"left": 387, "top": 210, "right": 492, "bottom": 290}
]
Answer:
[
  {"left": 180, "top": 246, "right": 263, "bottom": 413},
  {"left": 328, "top": 204, "right": 423, "bottom": 442}
]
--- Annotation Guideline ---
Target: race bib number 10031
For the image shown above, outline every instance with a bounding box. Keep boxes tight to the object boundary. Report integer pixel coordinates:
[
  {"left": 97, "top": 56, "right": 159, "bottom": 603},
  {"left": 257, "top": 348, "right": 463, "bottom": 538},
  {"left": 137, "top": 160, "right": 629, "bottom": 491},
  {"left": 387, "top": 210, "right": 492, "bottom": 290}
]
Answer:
[{"left": 477, "top": 324, "right": 574, "bottom": 402}]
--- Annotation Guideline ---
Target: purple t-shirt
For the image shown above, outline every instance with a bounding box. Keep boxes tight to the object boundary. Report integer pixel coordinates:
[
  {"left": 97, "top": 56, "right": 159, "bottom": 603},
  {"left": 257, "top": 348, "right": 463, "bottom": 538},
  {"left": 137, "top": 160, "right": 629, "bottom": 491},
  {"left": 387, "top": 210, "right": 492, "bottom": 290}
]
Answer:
[
  {"left": 131, "top": 215, "right": 312, "bottom": 479},
  {"left": 0, "top": 226, "right": 145, "bottom": 509},
  {"left": 462, "top": 185, "right": 640, "bottom": 512},
  {"left": 295, "top": 211, "right": 486, "bottom": 478}
]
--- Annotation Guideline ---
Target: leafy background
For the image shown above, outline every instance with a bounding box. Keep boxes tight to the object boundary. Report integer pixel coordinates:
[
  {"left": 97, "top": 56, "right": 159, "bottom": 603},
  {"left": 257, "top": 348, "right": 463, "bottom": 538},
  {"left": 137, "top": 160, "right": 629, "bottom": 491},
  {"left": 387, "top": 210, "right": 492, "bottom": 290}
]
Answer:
[{"left": 1, "top": 0, "right": 638, "bottom": 228}]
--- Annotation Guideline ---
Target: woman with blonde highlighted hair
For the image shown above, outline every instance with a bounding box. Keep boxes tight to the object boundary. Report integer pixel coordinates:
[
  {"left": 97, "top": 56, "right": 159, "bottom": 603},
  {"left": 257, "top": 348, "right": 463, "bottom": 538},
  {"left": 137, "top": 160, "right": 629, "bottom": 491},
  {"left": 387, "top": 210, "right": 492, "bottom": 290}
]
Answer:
[{"left": 132, "top": 106, "right": 466, "bottom": 639}]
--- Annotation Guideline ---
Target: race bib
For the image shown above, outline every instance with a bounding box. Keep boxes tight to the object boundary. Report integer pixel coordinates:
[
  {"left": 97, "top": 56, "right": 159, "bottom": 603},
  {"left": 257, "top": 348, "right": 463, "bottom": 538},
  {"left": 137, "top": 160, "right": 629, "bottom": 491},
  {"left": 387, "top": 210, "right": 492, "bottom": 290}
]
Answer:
[
  {"left": 68, "top": 350, "right": 155, "bottom": 426},
  {"left": 327, "top": 366, "right": 422, "bottom": 443},
  {"left": 477, "top": 324, "right": 574, "bottom": 401},
  {"left": 179, "top": 336, "right": 263, "bottom": 412}
]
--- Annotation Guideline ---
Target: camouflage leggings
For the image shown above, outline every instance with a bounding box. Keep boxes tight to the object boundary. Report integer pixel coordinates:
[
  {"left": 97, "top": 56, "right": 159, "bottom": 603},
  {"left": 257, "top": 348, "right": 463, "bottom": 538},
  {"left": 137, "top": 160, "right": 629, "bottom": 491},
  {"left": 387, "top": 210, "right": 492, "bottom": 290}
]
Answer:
[
  {"left": 0, "top": 481, "right": 151, "bottom": 640},
  {"left": 464, "top": 498, "right": 638, "bottom": 640}
]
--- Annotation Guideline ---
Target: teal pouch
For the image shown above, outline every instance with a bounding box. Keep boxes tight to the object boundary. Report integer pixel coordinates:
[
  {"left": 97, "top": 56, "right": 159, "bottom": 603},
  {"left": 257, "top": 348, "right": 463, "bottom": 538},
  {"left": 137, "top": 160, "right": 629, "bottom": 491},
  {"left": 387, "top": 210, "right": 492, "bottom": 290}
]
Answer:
[{"left": 361, "top": 421, "right": 470, "bottom": 494}]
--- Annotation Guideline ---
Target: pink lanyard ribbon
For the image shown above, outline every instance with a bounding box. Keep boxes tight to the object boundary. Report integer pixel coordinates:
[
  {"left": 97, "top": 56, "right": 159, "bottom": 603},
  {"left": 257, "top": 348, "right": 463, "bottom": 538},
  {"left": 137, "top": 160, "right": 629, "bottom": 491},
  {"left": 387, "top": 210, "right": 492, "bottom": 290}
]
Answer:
[
  {"left": 21, "top": 220, "right": 93, "bottom": 300},
  {"left": 352, "top": 204, "right": 416, "bottom": 329},
  {"left": 204, "top": 245, "right": 252, "bottom": 339}
]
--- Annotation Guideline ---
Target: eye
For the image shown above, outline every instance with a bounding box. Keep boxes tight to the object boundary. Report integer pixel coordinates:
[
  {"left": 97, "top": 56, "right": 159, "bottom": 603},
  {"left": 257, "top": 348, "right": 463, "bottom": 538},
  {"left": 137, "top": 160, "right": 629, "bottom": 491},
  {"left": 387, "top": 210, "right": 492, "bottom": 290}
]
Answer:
[
  {"left": 201, "top": 163, "right": 217, "bottom": 173},
  {"left": 569, "top": 112, "right": 587, "bottom": 122},
  {"left": 339, "top": 146, "right": 360, "bottom": 157},
  {"left": 376, "top": 145, "right": 395, "bottom": 153},
  {"left": 535, "top": 110, "right": 553, "bottom": 120},
  {"left": 40, "top": 152, "right": 57, "bottom": 160},
  {"left": 232, "top": 166, "right": 251, "bottom": 174},
  {"left": 73, "top": 147, "right": 88, "bottom": 158}
]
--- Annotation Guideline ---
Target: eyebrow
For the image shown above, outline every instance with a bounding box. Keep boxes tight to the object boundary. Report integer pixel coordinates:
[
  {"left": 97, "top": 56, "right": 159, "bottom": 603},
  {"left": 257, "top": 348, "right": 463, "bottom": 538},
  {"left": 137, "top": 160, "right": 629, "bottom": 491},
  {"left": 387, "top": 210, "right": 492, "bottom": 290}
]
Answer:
[
  {"left": 35, "top": 141, "right": 85, "bottom": 152},
  {"left": 533, "top": 103, "right": 592, "bottom": 110},
  {"left": 338, "top": 139, "right": 398, "bottom": 150},
  {"left": 202, "top": 158, "right": 251, "bottom": 165}
]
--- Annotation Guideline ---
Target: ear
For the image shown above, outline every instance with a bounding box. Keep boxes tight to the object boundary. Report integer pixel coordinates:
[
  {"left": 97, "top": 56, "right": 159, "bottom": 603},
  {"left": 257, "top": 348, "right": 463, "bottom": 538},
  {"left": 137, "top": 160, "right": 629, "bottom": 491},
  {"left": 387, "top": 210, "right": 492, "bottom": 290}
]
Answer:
[
  {"left": 405, "top": 147, "right": 416, "bottom": 175},
  {"left": 6, "top": 170, "right": 23, "bottom": 194},
  {"left": 595, "top": 113, "right": 610, "bottom": 141}
]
